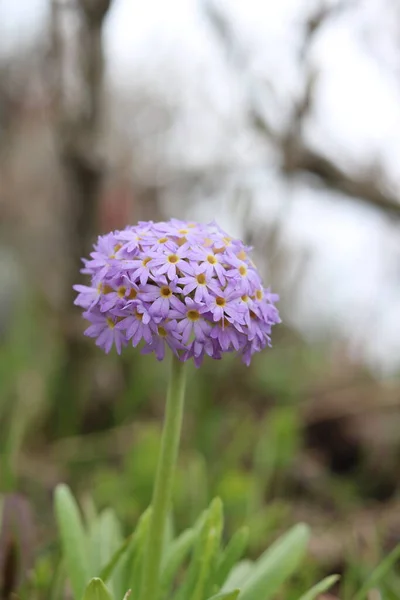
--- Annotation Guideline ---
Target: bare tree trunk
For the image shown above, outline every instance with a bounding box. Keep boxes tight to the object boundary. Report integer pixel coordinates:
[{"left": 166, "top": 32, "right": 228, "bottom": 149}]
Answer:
[{"left": 50, "top": 0, "right": 112, "bottom": 436}]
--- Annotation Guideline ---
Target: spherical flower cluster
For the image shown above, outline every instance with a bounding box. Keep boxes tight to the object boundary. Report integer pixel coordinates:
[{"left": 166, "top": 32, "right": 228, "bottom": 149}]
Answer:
[{"left": 74, "top": 219, "right": 280, "bottom": 366}]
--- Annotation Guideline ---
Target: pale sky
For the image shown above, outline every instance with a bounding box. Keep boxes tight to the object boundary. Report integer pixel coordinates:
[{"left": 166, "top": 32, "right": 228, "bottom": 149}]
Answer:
[{"left": 1, "top": 0, "right": 399, "bottom": 374}]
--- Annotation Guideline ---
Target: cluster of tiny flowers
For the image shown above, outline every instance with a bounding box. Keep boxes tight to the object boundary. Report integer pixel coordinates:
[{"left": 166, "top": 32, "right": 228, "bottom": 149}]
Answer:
[{"left": 74, "top": 219, "right": 280, "bottom": 366}]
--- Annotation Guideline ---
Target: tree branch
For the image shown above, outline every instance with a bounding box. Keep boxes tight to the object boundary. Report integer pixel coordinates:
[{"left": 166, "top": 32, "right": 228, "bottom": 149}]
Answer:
[
  {"left": 203, "top": 0, "right": 400, "bottom": 218},
  {"left": 281, "top": 141, "right": 400, "bottom": 217}
]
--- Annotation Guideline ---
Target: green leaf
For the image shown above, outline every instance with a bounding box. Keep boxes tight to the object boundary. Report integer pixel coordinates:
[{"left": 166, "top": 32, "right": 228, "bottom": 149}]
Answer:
[
  {"left": 353, "top": 542, "right": 400, "bottom": 600},
  {"left": 215, "top": 527, "right": 249, "bottom": 587},
  {"left": 82, "top": 578, "right": 113, "bottom": 600},
  {"left": 120, "top": 507, "right": 152, "bottom": 596},
  {"left": 297, "top": 575, "right": 340, "bottom": 600},
  {"left": 173, "top": 498, "right": 224, "bottom": 600},
  {"left": 159, "top": 528, "right": 196, "bottom": 599},
  {"left": 54, "top": 484, "right": 90, "bottom": 600},
  {"left": 207, "top": 591, "right": 240, "bottom": 600},
  {"left": 238, "top": 523, "right": 310, "bottom": 600},
  {"left": 110, "top": 508, "right": 151, "bottom": 600},
  {"left": 49, "top": 560, "right": 66, "bottom": 600},
  {"left": 89, "top": 509, "right": 123, "bottom": 577},
  {"left": 164, "top": 513, "right": 175, "bottom": 553},
  {"left": 190, "top": 497, "right": 224, "bottom": 600},
  {"left": 99, "top": 536, "right": 131, "bottom": 583},
  {"left": 81, "top": 495, "right": 99, "bottom": 531},
  {"left": 221, "top": 561, "right": 253, "bottom": 592}
]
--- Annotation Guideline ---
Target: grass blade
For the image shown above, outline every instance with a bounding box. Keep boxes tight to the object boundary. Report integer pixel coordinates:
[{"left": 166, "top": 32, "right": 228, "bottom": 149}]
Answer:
[
  {"left": 159, "top": 528, "right": 196, "bottom": 598},
  {"left": 54, "top": 484, "right": 90, "bottom": 600},
  {"left": 239, "top": 523, "right": 310, "bottom": 600},
  {"left": 353, "top": 542, "right": 400, "bottom": 600},
  {"left": 172, "top": 498, "right": 224, "bottom": 600},
  {"left": 297, "top": 574, "right": 340, "bottom": 600},
  {"left": 100, "top": 536, "right": 131, "bottom": 582},
  {"left": 221, "top": 561, "right": 253, "bottom": 592},
  {"left": 207, "top": 591, "right": 240, "bottom": 600},
  {"left": 215, "top": 527, "right": 249, "bottom": 587},
  {"left": 83, "top": 578, "right": 113, "bottom": 600}
]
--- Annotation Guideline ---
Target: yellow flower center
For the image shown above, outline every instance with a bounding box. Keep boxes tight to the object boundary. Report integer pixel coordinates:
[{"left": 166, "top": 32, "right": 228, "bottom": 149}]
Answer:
[
  {"left": 168, "top": 254, "right": 179, "bottom": 264},
  {"left": 106, "top": 317, "right": 115, "bottom": 329},
  {"left": 196, "top": 273, "right": 206, "bottom": 285},
  {"left": 207, "top": 254, "right": 217, "bottom": 265},
  {"left": 177, "top": 237, "right": 187, "bottom": 246},
  {"left": 142, "top": 257, "right": 151, "bottom": 266},
  {"left": 114, "top": 243, "right": 122, "bottom": 252},
  {"left": 135, "top": 309, "right": 143, "bottom": 321},
  {"left": 178, "top": 228, "right": 188, "bottom": 235},
  {"left": 158, "top": 326, "right": 167, "bottom": 337},
  {"left": 102, "top": 284, "right": 113, "bottom": 294},
  {"left": 128, "top": 288, "right": 137, "bottom": 300},
  {"left": 117, "top": 286, "right": 126, "bottom": 298},
  {"left": 256, "top": 289, "right": 263, "bottom": 301},
  {"left": 216, "top": 297, "right": 226, "bottom": 307},
  {"left": 160, "top": 286, "right": 172, "bottom": 298},
  {"left": 239, "top": 265, "right": 247, "bottom": 276},
  {"left": 158, "top": 237, "right": 168, "bottom": 244},
  {"left": 187, "top": 309, "right": 200, "bottom": 321},
  {"left": 241, "top": 294, "right": 249, "bottom": 302},
  {"left": 237, "top": 250, "right": 247, "bottom": 260},
  {"left": 223, "top": 236, "right": 232, "bottom": 245}
]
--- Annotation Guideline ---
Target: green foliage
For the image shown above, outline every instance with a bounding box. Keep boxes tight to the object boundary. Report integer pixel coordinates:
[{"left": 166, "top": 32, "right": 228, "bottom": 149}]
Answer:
[
  {"left": 52, "top": 488, "right": 323, "bottom": 600},
  {"left": 88, "top": 405, "right": 301, "bottom": 554},
  {"left": 55, "top": 484, "right": 91, "bottom": 600},
  {"left": 123, "top": 506, "right": 152, "bottom": 598},
  {"left": 207, "top": 592, "right": 240, "bottom": 600},
  {"left": 0, "top": 298, "right": 53, "bottom": 491},
  {"left": 172, "top": 498, "right": 224, "bottom": 600},
  {"left": 352, "top": 541, "right": 400, "bottom": 600},
  {"left": 159, "top": 527, "right": 196, "bottom": 598},
  {"left": 297, "top": 575, "right": 340, "bottom": 600},
  {"left": 100, "top": 536, "right": 131, "bottom": 583},
  {"left": 237, "top": 524, "right": 310, "bottom": 600},
  {"left": 215, "top": 527, "right": 249, "bottom": 588},
  {"left": 83, "top": 578, "right": 113, "bottom": 600},
  {"left": 2, "top": 304, "right": 400, "bottom": 599}
]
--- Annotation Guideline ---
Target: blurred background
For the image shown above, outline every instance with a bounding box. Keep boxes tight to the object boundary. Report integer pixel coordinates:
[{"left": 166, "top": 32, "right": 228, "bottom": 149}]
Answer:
[{"left": 1, "top": 0, "right": 400, "bottom": 596}]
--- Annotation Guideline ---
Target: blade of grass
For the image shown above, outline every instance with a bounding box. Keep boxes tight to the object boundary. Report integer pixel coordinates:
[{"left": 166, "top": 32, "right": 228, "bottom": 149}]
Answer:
[
  {"left": 54, "top": 484, "right": 90, "bottom": 600},
  {"left": 353, "top": 542, "right": 400, "bottom": 600},
  {"left": 206, "top": 591, "right": 240, "bottom": 600},
  {"left": 215, "top": 527, "right": 249, "bottom": 588},
  {"left": 297, "top": 575, "right": 340, "bottom": 600},
  {"left": 83, "top": 578, "right": 113, "bottom": 600},
  {"left": 239, "top": 523, "right": 310, "bottom": 600},
  {"left": 100, "top": 536, "right": 131, "bottom": 582}
]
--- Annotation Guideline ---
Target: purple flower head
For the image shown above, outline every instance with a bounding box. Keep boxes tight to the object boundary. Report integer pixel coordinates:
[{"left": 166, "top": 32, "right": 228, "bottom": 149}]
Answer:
[
  {"left": 83, "top": 308, "right": 127, "bottom": 355},
  {"left": 74, "top": 219, "right": 280, "bottom": 365}
]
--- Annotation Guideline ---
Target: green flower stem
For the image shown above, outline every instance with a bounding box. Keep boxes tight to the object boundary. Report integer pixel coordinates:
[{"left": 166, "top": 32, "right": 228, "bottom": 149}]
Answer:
[{"left": 139, "top": 354, "right": 187, "bottom": 600}]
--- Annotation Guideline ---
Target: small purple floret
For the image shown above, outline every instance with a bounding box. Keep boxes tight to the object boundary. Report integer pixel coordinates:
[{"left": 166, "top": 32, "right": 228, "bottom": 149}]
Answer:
[{"left": 74, "top": 219, "right": 280, "bottom": 365}]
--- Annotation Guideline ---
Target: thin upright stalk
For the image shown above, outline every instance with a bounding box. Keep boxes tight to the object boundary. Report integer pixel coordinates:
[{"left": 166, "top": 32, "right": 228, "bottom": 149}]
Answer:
[{"left": 139, "top": 354, "right": 187, "bottom": 600}]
